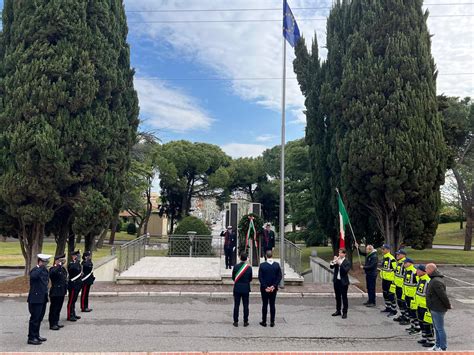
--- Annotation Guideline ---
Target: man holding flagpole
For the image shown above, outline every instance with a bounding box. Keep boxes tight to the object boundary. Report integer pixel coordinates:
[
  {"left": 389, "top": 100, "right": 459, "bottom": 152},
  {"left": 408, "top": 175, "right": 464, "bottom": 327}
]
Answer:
[{"left": 280, "top": 0, "right": 301, "bottom": 288}]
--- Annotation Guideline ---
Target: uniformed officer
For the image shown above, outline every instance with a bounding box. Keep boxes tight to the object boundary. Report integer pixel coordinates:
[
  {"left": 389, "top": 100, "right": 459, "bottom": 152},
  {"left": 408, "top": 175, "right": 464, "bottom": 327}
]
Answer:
[
  {"left": 67, "top": 250, "right": 82, "bottom": 321},
  {"left": 27, "top": 254, "right": 51, "bottom": 345},
  {"left": 393, "top": 249, "right": 408, "bottom": 324},
  {"left": 48, "top": 253, "right": 67, "bottom": 330},
  {"left": 414, "top": 264, "right": 435, "bottom": 348},
  {"left": 220, "top": 226, "right": 236, "bottom": 269},
  {"left": 403, "top": 258, "right": 419, "bottom": 333},
  {"left": 80, "top": 251, "right": 95, "bottom": 312},
  {"left": 379, "top": 244, "right": 397, "bottom": 316}
]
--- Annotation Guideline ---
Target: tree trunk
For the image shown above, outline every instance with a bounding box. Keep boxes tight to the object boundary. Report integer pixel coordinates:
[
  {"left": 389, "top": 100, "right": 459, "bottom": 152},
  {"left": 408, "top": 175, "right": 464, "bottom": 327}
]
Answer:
[
  {"left": 169, "top": 215, "right": 175, "bottom": 234},
  {"left": 21, "top": 222, "right": 45, "bottom": 272},
  {"left": 68, "top": 229, "right": 76, "bottom": 262},
  {"left": 55, "top": 212, "right": 72, "bottom": 258},
  {"left": 136, "top": 220, "right": 145, "bottom": 238},
  {"left": 95, "top": 228, "right": 108, "bottom": 249},
  {"left": 143, "top": 185, "right": 152, "bottom": 236},
  {"left": 464, "top": 211, "right": 473, "bottom": 251},
  {"left": 75, "top": 234, "right": 82, "bottom": 244},
  {"left": 108, "top": 215, "right": 119, "bottom": 245},
  {"left": 84, "top": 233, "right": 95, "bottom": 253}
]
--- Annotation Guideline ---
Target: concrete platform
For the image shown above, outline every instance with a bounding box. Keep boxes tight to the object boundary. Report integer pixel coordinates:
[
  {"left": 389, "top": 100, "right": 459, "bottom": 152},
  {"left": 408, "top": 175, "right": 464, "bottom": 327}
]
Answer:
[{"left": 116, "top": 256, "right": 304, "bottom": 285}]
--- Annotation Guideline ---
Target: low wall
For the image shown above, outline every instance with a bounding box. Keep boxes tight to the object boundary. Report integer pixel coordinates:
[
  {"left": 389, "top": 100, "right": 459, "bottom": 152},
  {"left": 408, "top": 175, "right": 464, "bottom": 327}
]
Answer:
[{"left": 94, "top": 255, "right": 118, "bottom": 282}]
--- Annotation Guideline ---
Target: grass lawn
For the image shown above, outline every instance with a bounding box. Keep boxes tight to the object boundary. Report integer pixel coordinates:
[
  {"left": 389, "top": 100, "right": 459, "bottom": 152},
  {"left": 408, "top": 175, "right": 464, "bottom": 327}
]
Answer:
[
  {"left": 0, "top": 242, "right": 112, "bottom": 267},
  {"left": 433, "top": 222, "right": 466, "bottom": 246}
]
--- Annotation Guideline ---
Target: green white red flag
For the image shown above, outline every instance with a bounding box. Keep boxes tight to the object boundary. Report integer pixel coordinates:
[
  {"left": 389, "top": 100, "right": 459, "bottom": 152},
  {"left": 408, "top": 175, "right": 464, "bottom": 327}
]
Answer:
[{"left": 338, "top": 193, "right": 350, "bottom": 249}]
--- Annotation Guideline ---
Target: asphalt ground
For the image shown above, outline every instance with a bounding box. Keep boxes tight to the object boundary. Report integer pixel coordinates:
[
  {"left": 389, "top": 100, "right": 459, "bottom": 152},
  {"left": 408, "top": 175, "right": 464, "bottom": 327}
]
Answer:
[{"left": 1, "top": 295, "right": 473, "bottom": 352}]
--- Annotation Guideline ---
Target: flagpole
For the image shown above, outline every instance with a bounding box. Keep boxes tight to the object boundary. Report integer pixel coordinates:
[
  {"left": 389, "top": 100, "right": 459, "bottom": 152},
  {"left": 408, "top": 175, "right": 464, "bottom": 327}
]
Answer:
[
  {"left": 279, "top": 1, "right": 287, "bottom": 288},
  {"left": 335, "top": 188, "right": 361, "bottom": 265}
]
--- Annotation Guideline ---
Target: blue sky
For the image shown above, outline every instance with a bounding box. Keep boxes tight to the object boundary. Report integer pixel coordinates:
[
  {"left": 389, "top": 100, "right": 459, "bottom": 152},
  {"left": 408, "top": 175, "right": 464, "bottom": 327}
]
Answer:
[{"left": 1, "top": 0, "right": 473, "bottom": 158}]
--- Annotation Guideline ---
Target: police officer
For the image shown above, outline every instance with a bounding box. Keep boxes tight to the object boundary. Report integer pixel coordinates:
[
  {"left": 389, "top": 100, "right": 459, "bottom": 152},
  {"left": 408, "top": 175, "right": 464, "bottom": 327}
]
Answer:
[
  {"left": 393, "top": 249, "right": 408, "bottom": 323},
  {"left": 220, "top": 226, "right": 236, "bottom": 269},
  {"left": 27, "top": 254, "right": 51, "bottom": 345},
  {"left": 67, "top": 250, "right": 82, "bottom": 321},
  {"left": 403, "top": 258, "right": 419, "bottom": 333},
  {"left": 414, "top": 264, "right": 435, "bottom": 348},
  {"left": 48, "top": 254, "right": 67, "bottom": 330},
  {"left": 80, "top": 251, "right": 95, "bottom": 312},
  {"left": 261, "top": 223, "right": 275, "bottom": 258},
  {"left": 380, "top": 244, "right": 397, "bottom": 316}
]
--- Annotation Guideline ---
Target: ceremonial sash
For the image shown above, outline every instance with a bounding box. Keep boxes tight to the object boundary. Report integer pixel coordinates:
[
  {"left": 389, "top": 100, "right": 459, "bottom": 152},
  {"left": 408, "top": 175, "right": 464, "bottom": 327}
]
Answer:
[
  {"left": 234, "top": 263, "right": 250, "bottom": 283},
  {"left": 82, "top": 272, "right": 93, "bottom": 282},
  {"left": 71, "top": 273, "right": 82, "bottom": 282}
]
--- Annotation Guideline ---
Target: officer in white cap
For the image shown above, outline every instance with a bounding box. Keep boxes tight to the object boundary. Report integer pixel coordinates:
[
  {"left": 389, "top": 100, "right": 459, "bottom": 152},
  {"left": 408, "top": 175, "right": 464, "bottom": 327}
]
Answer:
[{"left": 27, "top": 254, "right": 51, "bottom": 345}]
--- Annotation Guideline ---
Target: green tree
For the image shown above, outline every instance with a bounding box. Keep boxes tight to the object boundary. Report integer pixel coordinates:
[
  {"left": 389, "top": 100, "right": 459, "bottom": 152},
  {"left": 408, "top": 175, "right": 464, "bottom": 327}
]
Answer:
[
  {"left": 227, "top": 157, "right": 266, "bottom": 202},
  {"left": 439, "top": 96, "right": 473, "bottom": 250}
]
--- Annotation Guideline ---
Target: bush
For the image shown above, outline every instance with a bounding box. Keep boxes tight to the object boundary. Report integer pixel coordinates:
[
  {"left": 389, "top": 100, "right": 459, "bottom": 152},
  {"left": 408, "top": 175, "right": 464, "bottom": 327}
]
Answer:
[
  {"left": 174, "top": 216, "right": 211, "bottom": 235},
  {"left": 126, "top": 222, "right": 137, "bottom": 235},
  {"left": 439, "top": 206, "right": 463, "bottom": 224}
]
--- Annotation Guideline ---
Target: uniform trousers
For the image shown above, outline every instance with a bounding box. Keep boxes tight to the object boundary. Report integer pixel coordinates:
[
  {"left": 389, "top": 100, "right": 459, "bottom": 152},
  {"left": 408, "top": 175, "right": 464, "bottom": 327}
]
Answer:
[
  {"left": 48, "top": 296, "right": 65, "bottom": 327},
  {"left": 28, "top": 302, "right": 47, "bottom": 340},
  {"left": 260, "top": 289, "right": 277, "bottom": 323},
  {"left": 233, "top": 291, "right": 249, "bottom": 323}
]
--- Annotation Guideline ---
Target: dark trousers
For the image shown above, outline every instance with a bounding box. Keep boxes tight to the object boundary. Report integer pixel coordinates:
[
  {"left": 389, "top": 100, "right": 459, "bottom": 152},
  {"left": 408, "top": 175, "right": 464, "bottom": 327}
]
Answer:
[
  {"left": 81, "top": 283, "right": 91, "bottom": 310},
  {"left": 28, "top": 302, "right": 46, "bottom": 340},
  {"left": 224, "top": 247, "right": 233, "bottom": 268},
  {"left": 48, "top": 296, "right": 65, "bottom": 327},
  {"left": 233, "top": 291, "right": 249, "bottom": 323},
  {"left": 395, "top": 286, "right": 407, "bottom": 313},
  {"left": 366, "top": 274, "right": 377, "bottom": 304},
  {"left": 67, "top": 287, "right": 79, "bottom": 319},
  {"left": 260, "top": 289, "right": 277, "bottom": 323},
  {"left": 333, "top": 279, "right": 349, "bottom": 314},
  {"left": 382, "top": 279, "right": 396, "bottom": 311}
]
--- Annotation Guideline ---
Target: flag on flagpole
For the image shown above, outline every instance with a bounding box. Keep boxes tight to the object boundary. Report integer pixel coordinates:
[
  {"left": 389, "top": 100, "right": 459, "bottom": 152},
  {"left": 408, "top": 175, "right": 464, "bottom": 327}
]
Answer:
[
  {"left": 337, "top": 194, "right": 350, "bottom": 249},
  {"left": 283, "top": 0, "right": 301, "bottom": 47}
]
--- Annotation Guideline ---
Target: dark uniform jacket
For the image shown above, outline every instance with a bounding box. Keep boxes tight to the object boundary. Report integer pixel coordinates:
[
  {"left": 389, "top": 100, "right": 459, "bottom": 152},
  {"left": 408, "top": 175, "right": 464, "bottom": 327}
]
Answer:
[
  {"left": 359, "top": 249, "right": 378, "bottom": 277},
  {"left": 232, "top": 262, "right": 253, "bottom": 293},
  {"left": 258, "top": 260, "right": 282, "bottom": 291},
  {"left": 67, "top": 260, "right": 82, "bottom": 291},
  {"left": 27, "top": 265, "right": 49, "bottom": 304},
  {"left": 220, "top": 230, "right": 236, "bottom": 250},
  {"left": 262, "top": 229, "right": 275, "bottom": 250},
  {"left": 330, "top": 258, "right": 351, "bottom": 286},
  {"left": 426, "top": 270, "right": 452, "bottom": 312},
  {"left": 49, "top": 264, "right": 67, "bottom": 297},
  {"left": 81, "top": 260, "right": 95, "bottom": 285}
]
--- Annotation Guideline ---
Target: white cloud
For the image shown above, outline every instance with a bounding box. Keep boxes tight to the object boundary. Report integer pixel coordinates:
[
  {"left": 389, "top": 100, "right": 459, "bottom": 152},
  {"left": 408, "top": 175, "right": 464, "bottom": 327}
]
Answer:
[
  {"left": 256, "top": 134, "right": 276, "bottom": 142},
  {"left": 134, "top": 78, "right": 213, "bottom": 132},
  {"left": 221, "top": 143, "right": 268, "bottom": 158}
]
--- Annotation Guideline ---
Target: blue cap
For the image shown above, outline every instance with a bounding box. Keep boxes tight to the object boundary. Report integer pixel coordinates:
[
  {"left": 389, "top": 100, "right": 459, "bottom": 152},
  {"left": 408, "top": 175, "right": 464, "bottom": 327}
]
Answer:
[
  {"left": 416, "top": 264, "right": 426, "bottom": 272},
  {"left": 396, "top": 249, "right": 407, "bottom": 255},
  {"left": 403, "top": 257, "right": 414, "bottom": 264},
  {"left": 382, "top": 244, "right": 391, "bottom": 249}
]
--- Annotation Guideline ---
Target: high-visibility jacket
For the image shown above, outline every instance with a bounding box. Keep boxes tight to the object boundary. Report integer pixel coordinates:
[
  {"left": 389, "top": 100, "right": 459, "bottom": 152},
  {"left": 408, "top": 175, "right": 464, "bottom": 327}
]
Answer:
[
  {"left": 403, "top": 264, "right": 418, "bottom": 299},
  {"left": 394, "top": 257, "right": 406, "bottom": 287},
  {"left": 415, "top": 274, "right": 431, "bottom": 309},
  {"left": 380, "top": 252, "right": 396, "bottom": 281}
]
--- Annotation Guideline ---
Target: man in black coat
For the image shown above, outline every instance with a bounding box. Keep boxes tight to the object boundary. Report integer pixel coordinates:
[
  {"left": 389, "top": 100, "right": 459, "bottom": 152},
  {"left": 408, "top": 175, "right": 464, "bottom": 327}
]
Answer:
[
  {"left": 67, "top": 250, "right": 82, "bottom": 321},
  {"left": 220, "top": 226, "right": 236, "bottom": 269},
  {"left": 27, "top": 254, "right": 51, "bottom": 345},
  {"left": 355, "top": 242, "right": 378, "bottom": 307},
  {"left": 232, "top": 252, "right": 253, "bottom": 327},
  {"left": 48, "top": 254, "right": 67, "bottom": 330},
  {"left": 80, "top": 251, "right": 95, "bottom": 312},
  {"left": 261, "top": 223, "right": 275, "bottom": 258},
  {"left": 330, "top": 248, "right": 351, "bottom": 319},
  {"left": 258, "top": 250, "right": 282, "bottom": 327}
]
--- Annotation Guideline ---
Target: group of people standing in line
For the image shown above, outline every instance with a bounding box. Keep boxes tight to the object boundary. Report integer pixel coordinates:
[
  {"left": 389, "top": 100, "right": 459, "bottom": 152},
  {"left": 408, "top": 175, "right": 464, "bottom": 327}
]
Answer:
[
  {"left": 27, "top": 250, "right": 94, "bottom": 345},
  {"left": 351, "top": 242, "right": 452, "bottom": 352}
]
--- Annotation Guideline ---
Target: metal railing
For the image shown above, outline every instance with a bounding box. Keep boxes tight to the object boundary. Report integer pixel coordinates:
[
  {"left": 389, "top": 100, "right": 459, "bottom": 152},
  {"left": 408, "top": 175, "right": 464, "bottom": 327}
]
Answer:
[
  {"left": 168, "top": 234, "right": 215, "bottom": 257},
  {"left": 274, "top": 237, "right": 302, "bottom": 275},
  {"left": 118, "top": 234, "right": 147, "bottom": 273}
]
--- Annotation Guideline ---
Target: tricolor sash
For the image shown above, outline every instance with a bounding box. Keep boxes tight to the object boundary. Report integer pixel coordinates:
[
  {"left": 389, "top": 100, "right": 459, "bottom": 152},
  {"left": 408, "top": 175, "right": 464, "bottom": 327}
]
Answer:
[{"left": 234, "top": 263, "right": 250, "bottom": 283}]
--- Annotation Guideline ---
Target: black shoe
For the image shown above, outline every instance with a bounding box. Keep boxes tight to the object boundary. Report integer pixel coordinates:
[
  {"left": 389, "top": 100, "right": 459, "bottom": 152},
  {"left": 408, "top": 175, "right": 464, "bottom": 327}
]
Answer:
[
  {"left": 49, "top": 325, "right": 60, "bottom": 330},
  {"left": 259, "top": 321, "right": 267, "bottom": 327},
  {"left": 363, "top": 301, "right": 370, "bottom": 305},
  {"left": 387, "top": 311, "right": 397, "bottom": 317},
  {"left": 342, "top": 313, "right": 347, "bottom": 319},
  {"left": 37, "top": 336, "right": 47, "bottom": 342},
  {"left": 67, "top": 317, "right": 77, "bottom": 322},
  {"left": 365, "top": 303, "right": 376, "bottom": 307},
  {"left": 418, "top": 339, "right": 427, "bottom": 344},
  {"left": 74, "top": 315, "right": 81, "bottom": 319},
  {"left": 399, "top": 320, "right": 410, "bottom": 325},
  {"left": 423, "top": 342, "right": 435, "bottom": 348},
  {"left": 233, "top": 322, "right": 238, "bottom": 327},
  {"left": 57, "top": 324, "right": 64, "bottom": 328},
  {"left": 380, "top": 308, "right": 391, "bottom": 313},
  {"left": 270, "top": 322, "right": 275, "bottom": 327},
  {"left": 243, "top": 322, "right": 249, "bottom": 327},
  {"left": 331, "top": 311, "right": 342, "bottom": 316},
  {"left": 82, "top": 308, "right": 92, "bottom": 312},
  {"left": 409, "top": 329, "right": 421, "bottom": 335},
  {"left": 393, "top": 316, "right": 402, "bottom": 322},
  {"left": 27, "top": 339, "right": 41, "bottom": 345}
]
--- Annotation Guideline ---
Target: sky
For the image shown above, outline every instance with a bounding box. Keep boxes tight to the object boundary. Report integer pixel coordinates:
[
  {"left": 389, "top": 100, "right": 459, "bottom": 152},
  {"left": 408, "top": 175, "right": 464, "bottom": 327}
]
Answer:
[{"left": 0, "top": 0, "right": 473, "bottom": 159}]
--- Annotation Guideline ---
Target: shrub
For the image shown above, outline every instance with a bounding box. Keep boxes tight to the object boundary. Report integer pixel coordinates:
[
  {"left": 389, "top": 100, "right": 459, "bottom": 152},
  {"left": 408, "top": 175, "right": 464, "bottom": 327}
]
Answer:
[
  {"left": 174, "top": 216, "right": 211, "bottom": 235},
  {"left": 126, "top": 222, "right": 137, "bottom": 235}
]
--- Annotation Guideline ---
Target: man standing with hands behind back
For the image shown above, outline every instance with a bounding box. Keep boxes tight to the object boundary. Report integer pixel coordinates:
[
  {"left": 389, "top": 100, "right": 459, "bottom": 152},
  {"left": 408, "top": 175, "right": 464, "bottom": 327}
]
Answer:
[
  {"left": 355, "top": 241, "right": 378, "bottom": 307},
  {"left": 329, "top": 248, "right": 351, "bottom": 319},
  {"left": 258, "top": 250, "right": 282, "bottom": 327}
]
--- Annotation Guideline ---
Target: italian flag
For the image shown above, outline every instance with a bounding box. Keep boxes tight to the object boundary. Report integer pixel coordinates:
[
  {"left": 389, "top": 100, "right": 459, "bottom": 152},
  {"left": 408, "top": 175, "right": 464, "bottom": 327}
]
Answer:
[
  {"left": 245, "top": 217, "right": 257, "bottom": 249},
  {"left": 338, "top": 194, "right": 350, "bottom": 249}
]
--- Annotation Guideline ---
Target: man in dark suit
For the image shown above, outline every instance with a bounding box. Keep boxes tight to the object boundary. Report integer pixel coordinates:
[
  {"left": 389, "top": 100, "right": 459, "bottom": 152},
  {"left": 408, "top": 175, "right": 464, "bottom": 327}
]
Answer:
[
  {"left": 329, "top": 248, "right": 351, "bottom": 319},
  {"left": 261, "top": 223, "right": 275, "bottom": 258},
  {"left": 67, "top": 250, "right": 82, "bottom": 321},
  {"left": 27, "top": 254, "right": 51, "bottom": 345},
  {"left": 258, "top": 250, "right": 282, "bottom": 327},
  {"left": 80, "top": 251, "right": 95, "bottom": 312},
  {"left": 220, "top": 226, "right": 236, "bottom": 269},
  {"left": 232, "top": 252, "right": 253, "bottom": 327},
  {"left": 355, "top": 242, "right": 378, "bottom": 307},
  {"left": 48, "top": 253, "right": 67, "bottom": 330}
]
